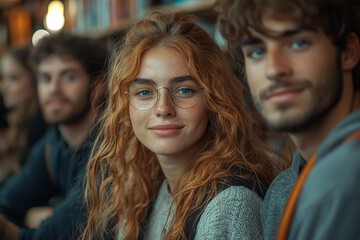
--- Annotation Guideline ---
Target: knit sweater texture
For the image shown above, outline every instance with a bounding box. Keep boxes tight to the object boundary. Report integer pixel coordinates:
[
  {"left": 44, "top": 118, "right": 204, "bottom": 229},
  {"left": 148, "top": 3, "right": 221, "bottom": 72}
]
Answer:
[{"left": 118, "top": 180, "right": 263, "bottom": 239}]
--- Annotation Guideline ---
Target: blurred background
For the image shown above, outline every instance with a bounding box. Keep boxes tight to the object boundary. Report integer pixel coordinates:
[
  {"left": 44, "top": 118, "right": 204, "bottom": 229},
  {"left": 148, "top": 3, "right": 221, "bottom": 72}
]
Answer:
[{"left": 0, "top": 0, "right": 224, "bottom": 52}]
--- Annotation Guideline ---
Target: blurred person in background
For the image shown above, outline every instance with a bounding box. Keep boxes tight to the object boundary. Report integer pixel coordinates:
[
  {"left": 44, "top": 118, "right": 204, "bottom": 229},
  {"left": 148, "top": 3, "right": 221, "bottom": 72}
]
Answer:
[
  {"left": 0, "top": 33, "right": 108, "bottom": 240},
  {"left": 0, "top": 93, "right": 10, "bottom": 184},
  {"left": 0, "top": 46, "right": 47, "bottom": 186}
]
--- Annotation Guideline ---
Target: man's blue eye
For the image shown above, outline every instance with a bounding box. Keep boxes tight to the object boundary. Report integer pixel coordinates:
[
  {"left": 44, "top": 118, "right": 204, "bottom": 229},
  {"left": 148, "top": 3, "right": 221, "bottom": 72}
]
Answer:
[
  {"left": 292, "top": 40, "right": 307, "bottom": 49},
  {"left": 250, "top": 48, "right": 265, "bottom": 59}
]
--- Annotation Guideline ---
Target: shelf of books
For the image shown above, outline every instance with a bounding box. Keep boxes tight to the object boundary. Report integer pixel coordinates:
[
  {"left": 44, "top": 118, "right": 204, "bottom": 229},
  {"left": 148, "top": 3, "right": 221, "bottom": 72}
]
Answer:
[{"left": 67, "top": 0, "right": 216, "bottom": 40}]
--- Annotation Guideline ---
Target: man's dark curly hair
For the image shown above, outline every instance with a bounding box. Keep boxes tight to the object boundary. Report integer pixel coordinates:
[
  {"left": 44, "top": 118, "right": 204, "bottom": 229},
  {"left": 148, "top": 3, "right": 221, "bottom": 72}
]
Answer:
[
  {"left": 215, "top": 0, "right": 360, "bottom": 90},
  {"left": 32, "top": 33, "right": 109, "bottom": 85}
]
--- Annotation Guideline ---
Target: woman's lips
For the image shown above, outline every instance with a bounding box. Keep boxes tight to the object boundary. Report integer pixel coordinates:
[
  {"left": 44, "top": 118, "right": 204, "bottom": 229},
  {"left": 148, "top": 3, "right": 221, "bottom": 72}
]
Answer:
[{"left": 149, "top": 125, "right": 183, "bottom": 136}]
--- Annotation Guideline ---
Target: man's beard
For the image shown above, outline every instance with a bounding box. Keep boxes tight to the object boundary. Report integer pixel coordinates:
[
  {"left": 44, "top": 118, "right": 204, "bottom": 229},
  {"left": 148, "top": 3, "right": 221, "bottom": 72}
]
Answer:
[
  {"left": 252, "top": 61, "right": 343, "bottom": 133},
  {"left": 42, "top": 90, "right": 91, "bottom": 125}
]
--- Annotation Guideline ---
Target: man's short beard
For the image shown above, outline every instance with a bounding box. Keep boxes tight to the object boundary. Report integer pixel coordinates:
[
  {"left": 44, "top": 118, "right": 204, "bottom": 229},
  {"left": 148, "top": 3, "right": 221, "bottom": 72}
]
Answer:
[
  {"left": 43, "top": 104, "right": 91, "bottom": 125},
  {"left": 43, "top": 89, "right": 92, "bottom": 125},
  {"left": 253, "top": 57, "right": 343, "bottom": 133}
]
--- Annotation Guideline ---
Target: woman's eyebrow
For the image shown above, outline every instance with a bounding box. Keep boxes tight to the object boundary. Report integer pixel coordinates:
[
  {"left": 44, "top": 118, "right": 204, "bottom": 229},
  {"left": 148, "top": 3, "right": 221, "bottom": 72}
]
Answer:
[
  {"left": 170, "top": 75, "right": 194, "bottom": 83},
  {"left": 132, "top": 75, "right": 194, "bottom": 85},
  {"left": 131, "top": 78, "right": 155, "bottom": 85}
]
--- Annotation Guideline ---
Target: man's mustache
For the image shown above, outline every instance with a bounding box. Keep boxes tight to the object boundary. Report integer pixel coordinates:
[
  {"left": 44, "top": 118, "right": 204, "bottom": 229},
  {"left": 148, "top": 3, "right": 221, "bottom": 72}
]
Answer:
[
  {"left": 259, "top": 80, "right": 311, "bottom": 100},
  {"left": 44, "top": 96, "right": 71, "bottom": 105}
]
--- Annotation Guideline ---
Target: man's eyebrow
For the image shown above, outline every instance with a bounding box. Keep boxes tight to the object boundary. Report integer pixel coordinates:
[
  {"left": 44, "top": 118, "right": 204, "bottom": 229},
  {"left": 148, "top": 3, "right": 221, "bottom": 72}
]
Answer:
[
  {"left": 240, "top": 37, "right": 262, "bottom": 46},
  {"left": 280, "top": 26, "right": 316, "bottom": 37},
  {"left": 38, "top": 68, "right": 78, "bottom": 76},
  {"left": 240, "top": 26, "right": 317, "bottom": 46},
  {"left": 58, "top": 68, "right": 78, "bottom": 77}
]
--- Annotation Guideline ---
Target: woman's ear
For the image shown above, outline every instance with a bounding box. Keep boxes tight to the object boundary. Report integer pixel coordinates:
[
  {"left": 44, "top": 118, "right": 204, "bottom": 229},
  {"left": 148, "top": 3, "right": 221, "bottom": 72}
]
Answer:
[{"left": 341, "top": 33, "right": 360, "bottom": 71}]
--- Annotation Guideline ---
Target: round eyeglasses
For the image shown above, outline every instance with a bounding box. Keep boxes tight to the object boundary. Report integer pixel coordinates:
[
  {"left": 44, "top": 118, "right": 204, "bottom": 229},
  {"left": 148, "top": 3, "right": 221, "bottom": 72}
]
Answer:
[{"left": 125, "top": 78, "right": 204, "bottom": 111}]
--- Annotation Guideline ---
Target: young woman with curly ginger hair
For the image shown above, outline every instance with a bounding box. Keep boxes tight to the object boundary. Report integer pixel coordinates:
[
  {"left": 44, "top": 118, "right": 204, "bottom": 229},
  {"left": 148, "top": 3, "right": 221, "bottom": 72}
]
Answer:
[{"left": 81, "top": 11, "right": 287, "bottom": 240}]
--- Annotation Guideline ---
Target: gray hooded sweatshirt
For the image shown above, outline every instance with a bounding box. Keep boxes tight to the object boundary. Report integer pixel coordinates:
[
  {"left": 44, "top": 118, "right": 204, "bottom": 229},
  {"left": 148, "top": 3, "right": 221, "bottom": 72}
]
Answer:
[{"left": 261, "top": 107, "right": 360, "bottom": 240}]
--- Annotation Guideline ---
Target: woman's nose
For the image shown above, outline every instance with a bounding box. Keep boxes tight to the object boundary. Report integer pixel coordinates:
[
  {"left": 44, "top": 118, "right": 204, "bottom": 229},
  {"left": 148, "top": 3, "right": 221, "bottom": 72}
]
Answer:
[{"left": 155, "top": 88, "right": 176, "bottom": 118}]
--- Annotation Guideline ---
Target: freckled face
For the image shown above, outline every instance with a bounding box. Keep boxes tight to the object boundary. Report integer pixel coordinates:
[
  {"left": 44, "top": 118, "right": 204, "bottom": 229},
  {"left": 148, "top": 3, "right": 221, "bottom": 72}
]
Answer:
[{"left": 129, "top": 46, "right": 208, "bottom": 158}]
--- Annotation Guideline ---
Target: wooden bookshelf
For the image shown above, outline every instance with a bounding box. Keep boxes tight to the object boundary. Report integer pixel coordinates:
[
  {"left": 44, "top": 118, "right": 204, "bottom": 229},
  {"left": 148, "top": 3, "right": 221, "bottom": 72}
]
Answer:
[{"left": 68, "top": 0, "right": 216, "bottom": 40}]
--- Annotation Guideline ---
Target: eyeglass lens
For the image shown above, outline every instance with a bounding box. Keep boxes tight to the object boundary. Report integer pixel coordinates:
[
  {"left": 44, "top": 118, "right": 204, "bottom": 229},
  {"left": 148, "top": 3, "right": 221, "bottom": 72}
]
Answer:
[{"left": 127, "top": 79, "right": 202, "bottom": 110}]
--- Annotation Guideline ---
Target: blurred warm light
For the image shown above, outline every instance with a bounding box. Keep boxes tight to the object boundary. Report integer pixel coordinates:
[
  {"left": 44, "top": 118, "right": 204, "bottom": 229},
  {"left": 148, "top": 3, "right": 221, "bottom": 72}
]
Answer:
[
  {"left": 48, "top": 0, "right": 64, "bottom": 13},
  {"left": 45, "top": 12, "right": 64, "bottom": 31},
  {"left": 8, "top": 7, "right": 32, "bottom": 46},
  {"left": 32, "top": 29, "right": 50, "bottom": 46},
  {"left": 44, "top": 1, "right": 65, "bottom": 32}
]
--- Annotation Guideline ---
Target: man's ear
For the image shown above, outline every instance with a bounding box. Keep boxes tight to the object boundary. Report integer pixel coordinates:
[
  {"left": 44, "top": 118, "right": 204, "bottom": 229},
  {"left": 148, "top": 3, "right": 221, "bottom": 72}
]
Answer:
[{"left": 341, "top": 33, "right": 360, "bottom": 71}]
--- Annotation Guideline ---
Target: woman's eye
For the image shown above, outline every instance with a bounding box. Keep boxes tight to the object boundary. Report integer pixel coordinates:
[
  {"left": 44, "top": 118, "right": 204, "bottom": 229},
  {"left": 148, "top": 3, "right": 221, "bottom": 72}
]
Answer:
[
  {"left": 174, "top": 87, "right": 195, "bottom": 98},
  {"left": 178, "top": 88, "right": 192, "bottom": 95},
  {"left": 136, "top": 90, "right": 152, "bottom": 97}
]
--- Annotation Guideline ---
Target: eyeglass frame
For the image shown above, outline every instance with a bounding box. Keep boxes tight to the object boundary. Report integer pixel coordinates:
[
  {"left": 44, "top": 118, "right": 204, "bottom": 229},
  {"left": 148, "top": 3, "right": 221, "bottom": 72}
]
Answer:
[{"left": 124, "top": 77, "right": 204, "bottom": 111}]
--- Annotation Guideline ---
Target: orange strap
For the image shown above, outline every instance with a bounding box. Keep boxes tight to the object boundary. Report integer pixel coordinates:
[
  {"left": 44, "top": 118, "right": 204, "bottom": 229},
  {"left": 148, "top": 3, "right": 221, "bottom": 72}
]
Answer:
[
  {"left": 345, "top": 131, "right": 360, "bottom": 141},
  {"left": 276, "top": 130, "right": 360, "bottom": 240},
  {"left": 276, "top": 154, "right": 316, "bottom": 240}
]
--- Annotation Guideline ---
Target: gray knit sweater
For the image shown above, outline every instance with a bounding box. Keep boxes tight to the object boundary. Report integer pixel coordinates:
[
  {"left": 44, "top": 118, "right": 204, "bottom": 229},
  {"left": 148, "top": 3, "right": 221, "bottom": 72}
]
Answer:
[{"left": 117, "top": 180, "right": 263, "bottom": 239}]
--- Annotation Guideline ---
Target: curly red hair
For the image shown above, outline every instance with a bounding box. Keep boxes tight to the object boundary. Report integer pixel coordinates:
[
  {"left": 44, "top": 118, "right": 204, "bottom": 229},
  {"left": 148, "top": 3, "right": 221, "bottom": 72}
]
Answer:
[{"left": 81, "top": 11, "right": 287, "bottom": 240}]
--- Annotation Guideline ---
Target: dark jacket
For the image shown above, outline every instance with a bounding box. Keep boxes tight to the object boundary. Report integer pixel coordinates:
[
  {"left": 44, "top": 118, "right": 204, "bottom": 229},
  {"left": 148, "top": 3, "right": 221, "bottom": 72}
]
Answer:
[{"left": 0, "top": 126, "right": 92, "bottom": 240}]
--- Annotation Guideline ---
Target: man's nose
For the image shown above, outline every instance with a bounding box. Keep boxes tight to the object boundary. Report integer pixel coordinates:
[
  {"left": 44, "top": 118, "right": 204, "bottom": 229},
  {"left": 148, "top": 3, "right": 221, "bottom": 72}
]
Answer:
[
  {"left": 48, "top": 78, "right": 61, "bottom": 92},
  {"left": 265, "top": 47, "right": 292, "bottom": 81}
]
